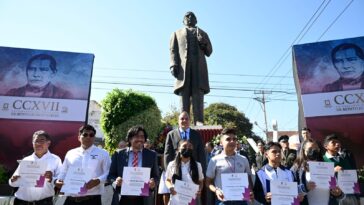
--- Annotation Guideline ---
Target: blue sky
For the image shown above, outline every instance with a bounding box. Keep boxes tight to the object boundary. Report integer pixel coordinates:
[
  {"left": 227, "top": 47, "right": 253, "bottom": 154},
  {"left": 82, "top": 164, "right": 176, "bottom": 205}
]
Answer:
[{"left": 1, "top": 0, "right": 363, "bottom": 138}]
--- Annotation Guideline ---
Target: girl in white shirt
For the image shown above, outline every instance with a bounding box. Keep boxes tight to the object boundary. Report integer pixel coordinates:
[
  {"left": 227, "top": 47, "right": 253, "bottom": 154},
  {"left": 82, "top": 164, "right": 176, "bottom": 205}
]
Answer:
[{"left": 165, "top": 139, "right": 204, "bottom": 205}]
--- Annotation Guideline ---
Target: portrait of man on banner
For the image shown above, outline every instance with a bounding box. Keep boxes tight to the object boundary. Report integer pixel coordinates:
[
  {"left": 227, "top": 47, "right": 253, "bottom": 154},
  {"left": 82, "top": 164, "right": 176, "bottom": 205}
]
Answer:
[
  {"left": 6, "top": 54, "right": 73, "bottom": 99},
  {"left": 293, "top": 37, "right": 364, "bottom": 95},
  {"left": 322, "top": 43, "right": 364, "bottom": 92}
]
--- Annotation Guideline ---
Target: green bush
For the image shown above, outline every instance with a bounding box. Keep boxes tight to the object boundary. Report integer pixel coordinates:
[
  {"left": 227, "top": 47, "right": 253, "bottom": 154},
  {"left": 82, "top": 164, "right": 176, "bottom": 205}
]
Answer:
[{"left": 101, "top": 89, "right": 162, "bottom": 154}]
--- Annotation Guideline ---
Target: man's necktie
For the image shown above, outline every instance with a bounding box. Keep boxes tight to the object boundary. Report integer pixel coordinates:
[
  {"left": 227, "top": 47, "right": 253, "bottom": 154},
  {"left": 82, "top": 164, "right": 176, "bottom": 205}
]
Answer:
[
  {"left": 132, "top": 151, "right": 138, "bottom": 167},
  {"left": 182, "top": 132, "right": 186, "bottom": 140}
]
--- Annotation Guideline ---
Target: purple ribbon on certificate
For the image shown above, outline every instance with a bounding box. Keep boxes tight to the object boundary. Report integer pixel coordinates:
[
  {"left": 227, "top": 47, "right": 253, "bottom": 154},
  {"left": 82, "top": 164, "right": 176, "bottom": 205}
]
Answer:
[{"left": 140, "top": 182, "right": 150, "bottom": 196}]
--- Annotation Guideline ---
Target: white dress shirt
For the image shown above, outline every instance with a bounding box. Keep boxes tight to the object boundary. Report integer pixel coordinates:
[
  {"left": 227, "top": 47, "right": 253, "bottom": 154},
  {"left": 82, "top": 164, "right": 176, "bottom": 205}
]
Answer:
[
  {"left": 58, "top": 145, "right": 111, "bottom": 196},
  {"left": 9, "top": 151, "right": 62, "bottom": 201}
]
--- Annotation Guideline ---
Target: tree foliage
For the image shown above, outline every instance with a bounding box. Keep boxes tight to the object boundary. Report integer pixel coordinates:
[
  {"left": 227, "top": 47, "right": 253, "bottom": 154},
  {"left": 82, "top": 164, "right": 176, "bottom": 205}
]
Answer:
[
  {"left": 101, "top": 89, "right": 162, "bottom": 153},
  {"left": 204, "top": 103, "right": 253, "bottom": 138},
  {"left": 162, "top": 105, "right": 180, "bottom": 127}
]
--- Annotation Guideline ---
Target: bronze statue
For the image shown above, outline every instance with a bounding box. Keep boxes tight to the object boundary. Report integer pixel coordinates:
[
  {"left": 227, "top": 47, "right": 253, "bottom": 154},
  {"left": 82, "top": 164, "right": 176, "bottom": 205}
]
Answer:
[{"left": 169, "top": 11, "right": 213, "bottom": 125}]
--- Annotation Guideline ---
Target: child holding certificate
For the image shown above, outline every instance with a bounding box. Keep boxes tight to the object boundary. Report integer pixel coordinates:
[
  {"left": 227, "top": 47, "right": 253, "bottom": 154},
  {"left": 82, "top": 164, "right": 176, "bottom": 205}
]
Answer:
[
  {"left": 253, "top": 141, "right": 301, "bottom": 205},
  {"left": 165, "top": 139, "right": 204, "bottom": 205},
  {"left": 291, "top": 139, "right": 345, "bottom": 205}
]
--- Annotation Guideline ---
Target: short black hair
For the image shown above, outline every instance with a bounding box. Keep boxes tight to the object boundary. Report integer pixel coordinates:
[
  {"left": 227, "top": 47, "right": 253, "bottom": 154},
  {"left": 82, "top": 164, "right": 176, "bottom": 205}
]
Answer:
[
  {"left": 265, "top": 141, "right": 281, "bottom": 151},
  {"left": 79, "top": 124, "right": 96, "bottom": 135},
  {"left": 126, "top": 125, "right": 148, "bottom": 142},
  {"left": 221, "top": 128, "right": 236, "bottom": 136},
  {"left": 32, "top": 130, "right": 51, "bottom": 141},
  {"left": 205, "top": 141, "right": 214, "bottom": 149},
  {"left": 278, "top": 135, "right": 289, "bottom": 143},
  {"left": 27, "top": 54, "right": 57, "bottom": 73},
  {"left": 301, "top": 127, "right": 311, "bottom": 132},
  {"left": 324, "top": 134, "right": 340, "bottom": 146}
]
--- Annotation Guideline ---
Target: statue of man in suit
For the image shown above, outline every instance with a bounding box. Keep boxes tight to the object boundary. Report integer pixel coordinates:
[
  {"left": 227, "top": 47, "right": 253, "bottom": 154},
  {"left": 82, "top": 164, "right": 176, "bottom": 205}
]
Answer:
[{"left": 170, "top": 11, "right": 213, "bottom": 125}]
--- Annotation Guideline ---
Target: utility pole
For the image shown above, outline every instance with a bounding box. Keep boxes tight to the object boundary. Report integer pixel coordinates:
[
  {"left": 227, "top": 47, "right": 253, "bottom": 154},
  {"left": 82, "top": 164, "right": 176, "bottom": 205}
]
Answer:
[{"left": 254, "top": 90, "right": 272, "bottom": 142}]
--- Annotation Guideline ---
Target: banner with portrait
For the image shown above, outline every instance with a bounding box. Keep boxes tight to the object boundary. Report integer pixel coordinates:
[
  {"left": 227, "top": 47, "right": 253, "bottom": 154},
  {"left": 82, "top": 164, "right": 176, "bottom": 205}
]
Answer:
[
  {"left": 0, "top": 47, "right": 94, "bottom": 171},
  {"left": 293, "top": 36, "right": 364, "bottom": 166}
]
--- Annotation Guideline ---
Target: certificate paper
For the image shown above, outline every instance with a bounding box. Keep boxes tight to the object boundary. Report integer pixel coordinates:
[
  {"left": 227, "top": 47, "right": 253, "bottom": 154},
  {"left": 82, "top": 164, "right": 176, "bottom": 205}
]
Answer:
[
  {"left": 18, "top": 160, "right": 47, "bottom": 187},
  {"left": 172, "top": 179, "right": 199, "bottom": 205},
  {"left": 338, "top": 170, "right": 360, "bottom": 194},
  {"left": 121, "top": 167, "right": 150, "bottom": 196},
  {"left": 308, "top": 161, "right": 335, "bottom": 189},
  {"left": 221, "top": 173, "right": 250, "bottom": 201},
  {"left": 61, "top": 167, "right": 90, "bottom": 195},
  {"left": 271, "top": 181, "right": 299, "bottom": 205}
]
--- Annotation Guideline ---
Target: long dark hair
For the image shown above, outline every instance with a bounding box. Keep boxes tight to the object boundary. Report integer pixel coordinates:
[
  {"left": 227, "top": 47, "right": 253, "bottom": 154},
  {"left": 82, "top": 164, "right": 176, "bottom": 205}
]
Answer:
[
  {"left": 292, "top": 139, "right": 323, "bottom": 172},
  {"left": 172, "top": 139, "right": 199, "bottom": 184}
]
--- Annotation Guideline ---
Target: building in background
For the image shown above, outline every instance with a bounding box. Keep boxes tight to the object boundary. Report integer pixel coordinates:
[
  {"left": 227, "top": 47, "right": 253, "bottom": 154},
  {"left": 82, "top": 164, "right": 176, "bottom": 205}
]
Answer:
[{"left": 88, "top": 100, "right": 104, "bottom": 143}]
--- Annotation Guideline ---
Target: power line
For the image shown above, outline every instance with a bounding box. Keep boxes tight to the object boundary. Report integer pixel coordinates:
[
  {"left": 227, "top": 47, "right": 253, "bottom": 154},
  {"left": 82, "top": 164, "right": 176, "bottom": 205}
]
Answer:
[
  {"left": 91, "top": 81, "right": 296, "bottom": 94},
  {"left": 271, "top": 0, "right": 354, "bottom": 90},
  {"left": 256, "top": 0, "right": 330, "bottom": 88},
  {"left": 93, "top": 66, "right": 292, "bottom": 78},
  {"left": 317, "top": 0, "right": 354, "bottom": 41},
  {"left": 93, "top": 75, "right": 295, "bottom": 86},
  {"left": 245, "top": 0, "right": 329, "bottom": 116},
  {"left": 91, "top": 87, "right": 297, "bottom": 102}
]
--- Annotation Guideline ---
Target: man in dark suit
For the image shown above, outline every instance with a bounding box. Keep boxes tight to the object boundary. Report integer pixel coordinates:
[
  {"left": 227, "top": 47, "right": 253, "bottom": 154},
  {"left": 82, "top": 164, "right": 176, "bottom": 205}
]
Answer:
[
  {"left": 164, "top": 111, "right": 206, "bottom": 172},
  {"left": 108, "top": 126, "right": 159, "bottom": 205}
]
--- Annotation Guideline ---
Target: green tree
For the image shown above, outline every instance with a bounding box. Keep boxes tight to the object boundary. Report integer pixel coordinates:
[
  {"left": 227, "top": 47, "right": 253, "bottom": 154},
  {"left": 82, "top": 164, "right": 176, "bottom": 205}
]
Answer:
[
  {"left": 204, "top": 103, "right": 253, "bottom": 138},
  {"left": 101, "top": 89, "right": 162, "bottom": 153},
  {"left": 162, "top": 105, "right": 180, "bottom": 126},
  {"left": 205, "top": 103, "right": 262, "bottom": 166}
]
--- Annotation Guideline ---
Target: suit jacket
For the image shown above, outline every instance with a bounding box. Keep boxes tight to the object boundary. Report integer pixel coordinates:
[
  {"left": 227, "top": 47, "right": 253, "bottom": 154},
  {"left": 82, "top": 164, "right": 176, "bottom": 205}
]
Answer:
[
  {"left": 164, "top": 128, "right": 206, "bottom": 173},
  {"left": 322, "top": 77, "right": 364, "bottom": 92},
  {"left": 170, "top": 27, "right": 212, "bottom": 95},
  {"left": 6, "top": 83, "right": 73, "bottom": 99},
  {"left": 108, "top": 148, "right": 159, "bottom": 205}
]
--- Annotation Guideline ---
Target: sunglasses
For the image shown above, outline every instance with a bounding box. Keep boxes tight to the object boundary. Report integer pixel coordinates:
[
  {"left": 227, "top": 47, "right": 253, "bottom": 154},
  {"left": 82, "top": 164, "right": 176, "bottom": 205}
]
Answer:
[{"left": 82, "top": 133, "right": 95, "bottom": 138}]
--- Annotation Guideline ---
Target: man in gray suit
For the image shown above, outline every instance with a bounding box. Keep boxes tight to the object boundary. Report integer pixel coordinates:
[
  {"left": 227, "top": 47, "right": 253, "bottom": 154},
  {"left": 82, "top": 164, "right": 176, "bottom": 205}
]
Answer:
[
  {"left": 170, "top": 11, "right": 213, "bottom": 125},
  {"left": 108, "top": 125, "right": 159, "bottom": 205},
  {"left": 164, "top": 112, "right": 206, "bottom": 173}
]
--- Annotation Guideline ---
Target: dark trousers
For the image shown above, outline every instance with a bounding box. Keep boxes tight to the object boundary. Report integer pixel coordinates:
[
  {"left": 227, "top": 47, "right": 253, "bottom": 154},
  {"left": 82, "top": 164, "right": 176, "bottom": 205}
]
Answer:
[
  {"left": 64, "top": 195, "right": 101, "bottom": 205},
  {"left": 180, "top": 58, "right": 205, "bottom": 124},
  {"left": 119, "top": 196, "right": 144, "bottom": 205},
  {"left": 14, "top": 197, "right": 53, "bottom": 205}
]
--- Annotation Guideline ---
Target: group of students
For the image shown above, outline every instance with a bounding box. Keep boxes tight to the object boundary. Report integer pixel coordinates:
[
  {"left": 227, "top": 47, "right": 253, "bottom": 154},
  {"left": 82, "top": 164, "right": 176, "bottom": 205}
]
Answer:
[{"left": 8, "top": 114, "right": 360, "bottom": 205}]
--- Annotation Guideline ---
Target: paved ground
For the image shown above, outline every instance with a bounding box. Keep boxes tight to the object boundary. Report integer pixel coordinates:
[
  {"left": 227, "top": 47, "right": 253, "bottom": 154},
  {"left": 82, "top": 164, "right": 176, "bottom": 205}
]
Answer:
[{"left": 0, "top": 186, "right": 114, "bottom": 205}]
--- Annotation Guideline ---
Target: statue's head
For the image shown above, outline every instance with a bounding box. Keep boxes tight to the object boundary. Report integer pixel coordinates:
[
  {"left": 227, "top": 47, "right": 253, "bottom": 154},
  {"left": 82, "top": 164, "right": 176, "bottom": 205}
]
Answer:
[{"left": 183, "top": 11, "right": 197, "bottom": 27}]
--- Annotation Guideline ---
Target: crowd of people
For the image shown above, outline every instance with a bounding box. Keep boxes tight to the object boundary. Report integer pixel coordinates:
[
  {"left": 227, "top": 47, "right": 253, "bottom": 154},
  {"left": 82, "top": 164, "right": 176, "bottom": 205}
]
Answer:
[{"left": 8, "top": 111, "right": 360, "bottom": 205}]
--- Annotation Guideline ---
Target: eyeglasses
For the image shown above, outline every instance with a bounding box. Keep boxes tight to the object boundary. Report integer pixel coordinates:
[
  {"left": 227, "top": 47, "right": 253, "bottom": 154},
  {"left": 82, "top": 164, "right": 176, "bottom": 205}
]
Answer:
[{"left": 82, "top": 133, "right": 95, "bottom": 138}]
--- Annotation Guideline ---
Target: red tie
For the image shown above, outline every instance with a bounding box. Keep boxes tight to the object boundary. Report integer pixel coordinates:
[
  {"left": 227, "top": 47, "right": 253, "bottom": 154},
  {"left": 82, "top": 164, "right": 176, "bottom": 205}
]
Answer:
[{"left": 132, "top": 152, "right": 138, "bottom": 167}]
